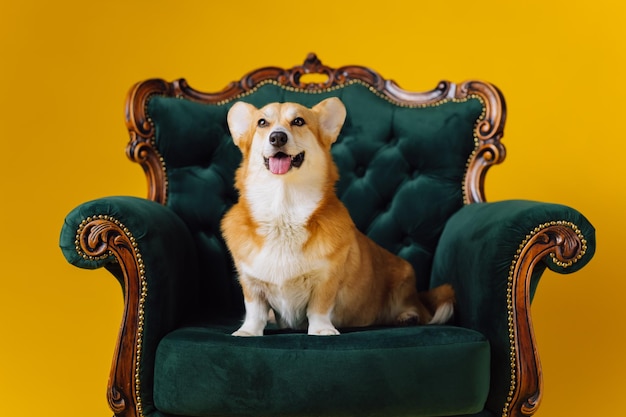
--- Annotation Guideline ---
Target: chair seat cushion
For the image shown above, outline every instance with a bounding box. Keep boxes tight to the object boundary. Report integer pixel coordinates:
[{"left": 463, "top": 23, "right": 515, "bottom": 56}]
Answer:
[{"left": 153, "top": 322, "right": 490, "bottom": 417}]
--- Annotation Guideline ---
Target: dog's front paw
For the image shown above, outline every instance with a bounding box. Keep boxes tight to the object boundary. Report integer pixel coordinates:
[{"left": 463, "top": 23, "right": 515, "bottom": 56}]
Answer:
[
  {"left": 308, "top": 326, "right": 340, "bottom": 336},
  {"left": 307, "top": 312, "right": 340, "bottom": 336},
  {"left": 232, "top": 328, "right": 263, "bottom": 337}
]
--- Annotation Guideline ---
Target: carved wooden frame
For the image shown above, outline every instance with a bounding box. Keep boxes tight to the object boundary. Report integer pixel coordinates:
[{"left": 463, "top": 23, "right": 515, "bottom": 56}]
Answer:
[
  {"left": 74, "top": 53, "right": 588, "bottom": 417},
  {"left": 75, "top": 215, "right": 147, "bottom": 417}
]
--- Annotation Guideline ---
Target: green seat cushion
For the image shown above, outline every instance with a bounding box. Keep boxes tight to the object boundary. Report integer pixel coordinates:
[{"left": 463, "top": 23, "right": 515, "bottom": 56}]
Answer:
[{"left": 154, "top": 322, "right": 490, "bottom": 417}]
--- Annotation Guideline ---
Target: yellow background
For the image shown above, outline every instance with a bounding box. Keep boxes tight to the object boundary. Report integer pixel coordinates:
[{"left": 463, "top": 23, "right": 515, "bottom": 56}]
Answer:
[{"left": 1, "top": 1, "right": 624, "bottom": 416}]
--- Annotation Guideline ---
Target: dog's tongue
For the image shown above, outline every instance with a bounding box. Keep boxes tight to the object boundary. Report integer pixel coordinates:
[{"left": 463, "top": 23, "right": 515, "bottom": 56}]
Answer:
[{"left": 269, "top": 155, "right": 291, "bottom": 175}]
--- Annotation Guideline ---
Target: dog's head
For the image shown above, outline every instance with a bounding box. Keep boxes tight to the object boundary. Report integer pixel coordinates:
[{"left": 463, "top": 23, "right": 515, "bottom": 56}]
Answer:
[{"left": 227, "top": 98, "right": 346, "bottom": 176}]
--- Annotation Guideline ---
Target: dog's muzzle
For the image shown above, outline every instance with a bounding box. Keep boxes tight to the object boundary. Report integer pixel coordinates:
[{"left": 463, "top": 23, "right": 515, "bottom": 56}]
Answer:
[{"left": 264, "top": 151, "right": 305, "bottom": 175}]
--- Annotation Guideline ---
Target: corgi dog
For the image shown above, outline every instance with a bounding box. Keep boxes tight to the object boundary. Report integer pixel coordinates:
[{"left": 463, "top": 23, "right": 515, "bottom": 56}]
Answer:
[{"left": 221, "top": 97, "right": 454, "bottom": 336}]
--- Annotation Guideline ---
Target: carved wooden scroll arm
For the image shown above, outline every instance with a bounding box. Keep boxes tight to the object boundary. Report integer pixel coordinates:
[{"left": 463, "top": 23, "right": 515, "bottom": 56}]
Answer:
[
  {"left": 506, "top": 222, "right": 588, "bottom": 417},
  {"left": 77, "top": 216, "right": 145, "bottom": 417}
]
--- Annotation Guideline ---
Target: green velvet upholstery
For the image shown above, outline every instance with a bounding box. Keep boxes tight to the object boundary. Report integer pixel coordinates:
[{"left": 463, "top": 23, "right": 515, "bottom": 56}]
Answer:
[
  {"left": 60, "top": 80, "right": 595, "bottom": 417},
  {"left": 154, "top": 323, "right": 490, "bottom": 417}
]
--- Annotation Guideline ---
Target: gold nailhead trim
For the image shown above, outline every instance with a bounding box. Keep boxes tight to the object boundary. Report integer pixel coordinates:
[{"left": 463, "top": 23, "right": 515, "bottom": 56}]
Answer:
[
  {"left": 211, "top": 78, "right": 483, "bottom": 109},
  {"left": 463, "top": 99, "right": 487, "bottom": 204},
  {"left": 502, "top": 221, "right": 587, "bottom": 417},
  {"left": 75, "top": 216, "right": 147, "bottom": 417},
  {"left": 144, "top": 99, "right": 169, "bottom": 203}
]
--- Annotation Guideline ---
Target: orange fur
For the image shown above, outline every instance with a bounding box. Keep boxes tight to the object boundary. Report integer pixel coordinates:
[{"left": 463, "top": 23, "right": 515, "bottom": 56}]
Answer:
[{"left": 221, "top": 98, "right": 454, "bottom": 336}]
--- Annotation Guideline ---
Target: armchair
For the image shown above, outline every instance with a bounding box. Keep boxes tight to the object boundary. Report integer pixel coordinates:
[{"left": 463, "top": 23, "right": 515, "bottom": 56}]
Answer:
[{"left": 60, "top": 53, "right": 595, "bottom": 417}]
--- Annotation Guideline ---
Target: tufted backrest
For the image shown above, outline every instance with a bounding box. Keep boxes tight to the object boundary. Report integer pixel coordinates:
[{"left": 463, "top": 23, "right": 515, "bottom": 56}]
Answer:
[{"left": 142, "top": 79, "right": 487, "bottom": 317}]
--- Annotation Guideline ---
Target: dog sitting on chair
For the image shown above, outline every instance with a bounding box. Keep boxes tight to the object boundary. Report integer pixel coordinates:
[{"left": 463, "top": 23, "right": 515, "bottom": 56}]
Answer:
[{"left": 221, "top": 97, "right": 455, "bottom": 336}]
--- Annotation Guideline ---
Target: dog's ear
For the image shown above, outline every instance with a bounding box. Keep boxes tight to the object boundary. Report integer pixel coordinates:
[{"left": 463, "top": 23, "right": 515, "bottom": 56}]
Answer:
[
  {"left": 312, "top": 97, "right": 346, "bottom": 145},
  {"left": 227, "top": 101, "right": 258, "bottom": 147}
]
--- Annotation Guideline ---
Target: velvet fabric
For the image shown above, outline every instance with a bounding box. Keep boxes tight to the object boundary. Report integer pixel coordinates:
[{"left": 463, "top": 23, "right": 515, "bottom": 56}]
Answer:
[
  {"left": 154, "top": 323, "right": 490, "bottom": 417},
  {"left": 59, "top": 80, "right": 596, "bottom": 417}
]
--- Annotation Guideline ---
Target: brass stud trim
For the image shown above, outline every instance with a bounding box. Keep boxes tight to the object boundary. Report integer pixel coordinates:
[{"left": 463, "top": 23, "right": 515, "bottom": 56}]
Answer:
[
  {"left": 211, "top": 78, "right": 483, "bottom": 109},
  {"left": 143, "top": 96, "right": 169, "bottom": 204},
  {"left": 463, "top": 100, "right": 488, "bottom": 204}
]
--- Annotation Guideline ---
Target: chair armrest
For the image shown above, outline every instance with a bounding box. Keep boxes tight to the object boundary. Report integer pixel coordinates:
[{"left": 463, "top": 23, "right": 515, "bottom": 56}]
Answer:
[
  {"left": 59, "top": 196, "right": 199, "bottom": 417},
  {"left": 431, "top": 200, "right": 595, "bottom": 417}
]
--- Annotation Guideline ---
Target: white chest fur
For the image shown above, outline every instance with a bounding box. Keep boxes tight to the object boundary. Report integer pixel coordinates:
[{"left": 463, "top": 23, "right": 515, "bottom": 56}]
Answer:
[
  {"left": 241, "top": 178, "right": 324, "bottom": 283},
  {"left": 240, "top": 177, "right": 328, "bottom": 327}
]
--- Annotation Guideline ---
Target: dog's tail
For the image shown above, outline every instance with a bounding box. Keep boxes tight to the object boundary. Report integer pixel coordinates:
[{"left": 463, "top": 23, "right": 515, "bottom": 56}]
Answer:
[{"left": 419, "top": 284, "right": 455, "bottom": 325}]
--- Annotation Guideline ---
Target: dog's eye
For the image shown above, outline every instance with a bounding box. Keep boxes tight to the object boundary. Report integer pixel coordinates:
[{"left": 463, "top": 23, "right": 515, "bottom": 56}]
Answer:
[
  {"left": 291, "top": 117, "right": 306, "bottom": 127},
  {"left": 257, "top": 118, "right": 268, "bottom": 128}
]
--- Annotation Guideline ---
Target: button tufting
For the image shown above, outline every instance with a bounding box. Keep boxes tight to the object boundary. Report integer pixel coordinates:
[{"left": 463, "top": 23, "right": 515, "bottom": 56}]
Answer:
[{"left": 355, "top": 166, "right": 366, "bottom": 177}]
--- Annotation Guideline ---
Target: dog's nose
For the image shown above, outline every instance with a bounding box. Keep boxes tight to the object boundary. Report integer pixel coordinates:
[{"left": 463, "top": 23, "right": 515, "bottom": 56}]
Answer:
[{"left": 269, "top": 131, "right": 288, "bottom": 147}]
